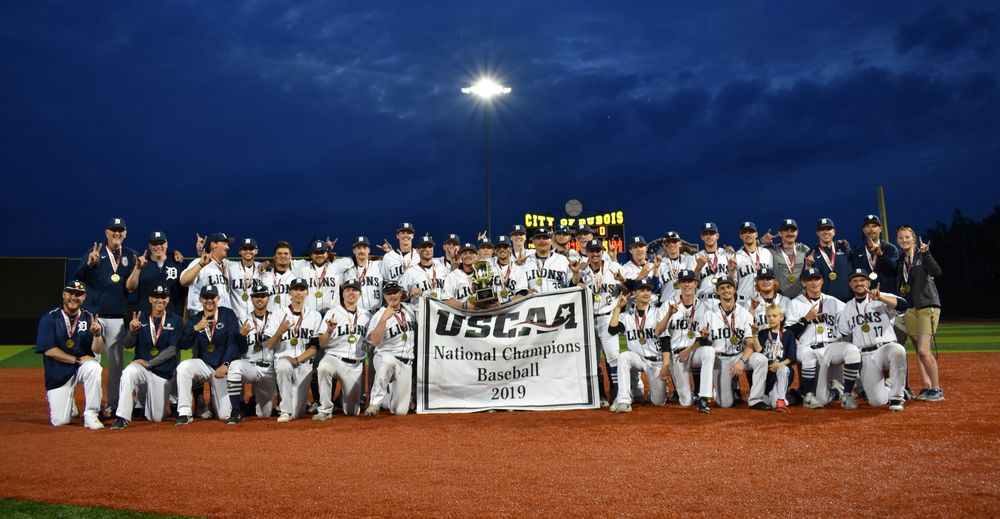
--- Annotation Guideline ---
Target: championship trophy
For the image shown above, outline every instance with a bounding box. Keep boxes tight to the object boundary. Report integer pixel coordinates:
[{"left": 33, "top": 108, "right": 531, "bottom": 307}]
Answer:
[{"left": 468, "top": 260, "right": 499, "bottom": 308}]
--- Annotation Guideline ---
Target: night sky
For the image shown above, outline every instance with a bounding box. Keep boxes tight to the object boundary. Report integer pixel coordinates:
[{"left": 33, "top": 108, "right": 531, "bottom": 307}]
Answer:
[{"left": 3, "top": 1, "right": 998, "bottom": 258}]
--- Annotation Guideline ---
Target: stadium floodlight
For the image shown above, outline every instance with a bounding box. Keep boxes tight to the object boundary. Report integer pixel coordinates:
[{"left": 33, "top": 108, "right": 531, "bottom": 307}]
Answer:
[
  {"left": 462, "top": 78, "right": 511, "bottom": 239},
  {"left": 461, "top": 78, "right": 511, "bottom": 99}
]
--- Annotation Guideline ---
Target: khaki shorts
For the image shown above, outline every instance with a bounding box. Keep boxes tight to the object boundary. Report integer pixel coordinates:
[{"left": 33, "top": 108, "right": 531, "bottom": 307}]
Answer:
[{"left": 903, "top": 307, "right": 940, "bottom": 337}]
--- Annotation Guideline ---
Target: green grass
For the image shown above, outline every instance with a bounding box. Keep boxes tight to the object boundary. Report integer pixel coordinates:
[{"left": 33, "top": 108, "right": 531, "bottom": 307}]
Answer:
[
  {"left": 0, "top": 347, "right": 195, "bottom": 368},
  {"left": 0, "top": 498, "right": 195, "bottom": 518}
]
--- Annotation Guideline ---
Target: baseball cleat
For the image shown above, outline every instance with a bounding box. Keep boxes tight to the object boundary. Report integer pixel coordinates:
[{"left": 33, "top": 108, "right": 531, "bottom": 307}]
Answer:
[
  {"left": 84, "top": 415, "right": 105, "bottom": 430},
  {"left": 775, "top": 399, "right": 788, "bottom": 412},
  {"left": 750, "top": 401, "right": 773, "bottom": 411},
  {"left": 889, "top": 400, "right": 905, "bottom": 412},
  {"left": 110, "top": 417, "right": 129, "bottom": 430},
  {"left": 198, "top": 407, "right": 213, "bottom": 420},
  {"left": 618, "top": 403, "right": 632, "bottom": 413},
  {"left": 364, "top": 404, "right": 380, "bottom": 417},
  {"left": 226, "top": 410, "right": 243, "bottom": 425},
  {"left": 924, "top": 389, "right": 945, "bottom": 401},
  {"left": 841, "top": 394, "right": 859, "bottom": 410},
  {"left": 903, "top": 388, "right": 916, "bottom": 401},
  {"left": 697, "top": 398, "right": 710, "bottom": 413},
  {"left": 600, "top": 398, "right": 610, "bottom": 408},
  {"left": 306, "top": 402, "right": 320, "bottom": 415},
  {"left": 175, "top": 416, "right": 194, "bottom": 426},
  {"left": 277, "top": 411, "right": 293, "bottom": 423},
  {"left": 71, "top": 401, "right": 80, "bottom": 418},
  {"left": 312, "top": 412, "right": 332, "bottom": 421},
  {"left": 803, "top": 393, "right": 823, "bottom": 409}
]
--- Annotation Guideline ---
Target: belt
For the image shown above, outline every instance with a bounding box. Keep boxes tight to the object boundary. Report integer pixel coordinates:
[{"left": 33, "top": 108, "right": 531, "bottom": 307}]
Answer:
[
  {"left": 395, "top": 356, "right": 414, "bottom": 365},
  {"left": 807, "top": 343, "right": 826, "bottom": 350},
  {"left": 337, "top": 356, "right": 362, "bottom": 365},
  {"left": 644, "top": 355, "right": 663, "bottom": 362},
  {"left": 672, "top": 348, "right": 687, "bottom": 355},
  {"left": 253, "top": 361, "right": 272, "bottom": 368},
  {"left": 861, "top": 344, "right": 890, "bottom": 353},
  {"left": 699, "top": 294, "right": 719, "bottom": 300},
  {"left": 718, "top": 351, "right": 740, "bottom": 358}
]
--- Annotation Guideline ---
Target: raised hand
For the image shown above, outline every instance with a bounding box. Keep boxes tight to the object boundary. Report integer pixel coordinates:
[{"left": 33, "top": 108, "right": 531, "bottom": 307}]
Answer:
[
  {"left": 195, "top": 233, "right": 205, "bottom": 254},
  {"left": 616, "top": 293, "right": 629, "bottom": 310},
  {"left": 727, "top": 256, "right": 737, "bottom": 274},
  {"left": 761, "top": 229, "right": 775, "bottom": 244},
  {"left": 129, "top": 311, "right": 142, "bottom": 332},
  {"left": 694, "top": 255, "right": 707, "bottom": 272},
  {"left": 723, "top": 245, "right": 735, "bottom": 255},
  {"left": 90, "top": 314, "right": 103, "bottom": 336},
  {"left": 239, "top": 319, "right": 253, "bottom": 337},
  {"left": 918, "top": 237, "right": 931, "bottom": 254},
  {"left": 380, "top": 239, "right": 393, "bottom": 253},
  {"left": 699, "top": 324, "right": 710, "bottom": 339},
  {"left": 275, "top": 317, "right": 292, "bottom": 335},
  {"left": 136, "top": 250, "right": 149, "bottom": 269},
  {"left": 326, "top": 236, "right": 337, "bottom": 251},
  {"left": 868, "top": 283, "right": 882, "bottom": 301},
  {"left": 198, "top": 251, "right": 211, "bottom": 267},
  {"left": 325, "top": 316, "right": 338, "bottom": 330},
  {"left": 409, "top": 286, "right": 423, "bottom": 297},
  {"left": 653, "top": 254, "right": 663, "bottom": 270},
  {"left": 804, "top": 254, "right": 815, "bottom": 268},
  {"left": 751, "top": 297, "right": 760, "bottom": 311},
  {"left": 87, "top": 242, "right": 101, "bottom": 266},
  {"left": 804, "top": 302, "right": 819, "bottom": 322},
  {"left": 173, "top": 250, "right": 185, "bottom": 263},
  {"left": 568, "top": 259, "right": 582, "bottom": 273}
]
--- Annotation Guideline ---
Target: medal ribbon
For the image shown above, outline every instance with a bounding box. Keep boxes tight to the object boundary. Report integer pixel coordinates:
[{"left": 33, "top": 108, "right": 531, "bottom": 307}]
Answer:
[
  {"left": 854, "top": 298, "right": 870, "bottom": 330},
  {"left": 818, "top": 243, "right": 836, "bottom": 271},
  {"left": 536, "top": 254, "right": 548, "bottom": 284},
  {"left": 202, "top": 313, "right": 216, "bottom": 343},
  {"left": 779, "top": 245, "right": 797, "bottom": 273},
  {"left": 393, "top": 308, "right": 408, "bottom": 333},
  {"left": 252, "top": 311, "right": 269, "bottom": 344},
  {"left": 742, "top": 246, "right": 760, "bottom": 271},
  {"left": 633, "top": 307, "right": 648, "bottom": 341},
  {"left": 721, "top": 307, "right": 738, "bottom": 348},
  {"left": 312, "top": 262, "right": 328, "bottom": 295},
  {"left": 61, "top": 309, "right": 81, "bottom": 339},
  {"left": 591, "top": 261, "right": 604, "bottom": 295},
  {"left": 149, "top": 313, "right": 165, "bottom": 346},
  {"left": 106, "top": 245, "right": 122, "bottom": 275},
  {"left": 422, "top": 263, "right": 438, "bottom": 290},
  {"left": 865, "top": 245, "right": 878, "bottom": 272},
  {"left": 706, "top": 252, "right": 719, "bottom": 274},
  {"left": 214, "top": 258, "right": 228, "bottom": 283},
  {"left": 288, "top": 306, "right": 306, "bottom": 340},
  {"left": 686, "top": 300, "right": 698, "bottom": 332},
  {"left": 902, "top": 250, "right": 914, "bottom": 284},
  {"left": 242, "top": 262, "right": 255, "bottom": 292}
]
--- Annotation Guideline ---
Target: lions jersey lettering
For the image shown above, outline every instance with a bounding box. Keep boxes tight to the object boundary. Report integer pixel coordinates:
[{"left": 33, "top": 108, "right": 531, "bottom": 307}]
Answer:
[
  {"left": 785, "top": 295, "right": 845, "bottom": 345},
  {"left": 836, "top": 295, "right": 899, "bottom": 348},
  {"left": 703, "top": 304, "right": 754, "bottom": 355},
  {"left": 368, "top": 306, "right": 416, "bottom": 358}
]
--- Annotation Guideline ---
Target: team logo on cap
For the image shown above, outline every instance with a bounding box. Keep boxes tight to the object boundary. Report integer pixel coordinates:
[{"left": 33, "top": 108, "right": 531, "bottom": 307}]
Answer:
[
  {"left": 785, "top": 219, "right": 793, "bottom": 225},
  {"left": 358, "top": 236, "right": 364, "bottom": 242},
  {"left": 820, "top": 219, "right": 829, "bottom": 225},
  {"left": 153, "top": 232, "right": 162, "bottom": 239},
  {"left": 245, "top": 239, "right": 252, "bottom": 245},
  {"left": 114, "top": 219, "right": 121, "bottom": 225}
]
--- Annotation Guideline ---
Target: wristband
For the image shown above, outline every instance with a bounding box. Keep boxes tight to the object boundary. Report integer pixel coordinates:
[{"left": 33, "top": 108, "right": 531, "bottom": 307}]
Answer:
[{"left": 74, "top": 356, "right": 81, "bottom": 366}]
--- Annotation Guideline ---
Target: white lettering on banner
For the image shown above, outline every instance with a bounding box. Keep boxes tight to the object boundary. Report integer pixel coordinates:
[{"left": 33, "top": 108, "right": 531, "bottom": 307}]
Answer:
[{"left": 417, "top": 287, "right": 599, "bottom": 413}]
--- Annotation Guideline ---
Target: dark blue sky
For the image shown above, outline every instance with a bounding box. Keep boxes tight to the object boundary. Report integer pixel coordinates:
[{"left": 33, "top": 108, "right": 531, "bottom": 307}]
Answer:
[{"left": 3, "top": 1, "right": 998, "bottom": 257}]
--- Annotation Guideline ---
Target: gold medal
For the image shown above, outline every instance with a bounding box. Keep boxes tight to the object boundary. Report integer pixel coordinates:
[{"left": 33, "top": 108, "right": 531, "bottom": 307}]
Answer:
[
  {"left": 639, "top": 337, "right": 647, "bottom": 345},
  {"left": 817, "top": 325, "right": 824, "bottom": 333},
  {"left": 861, "top": 323, "right": 871, "bottom": 333},
  {"left": 787, "top": 275, "right": 797, "bottom": 283},
  {"left": 430, "top": 291, "right": 438, "bottom": 298},
  {"left": 253, "top": 344, "right": 262, "bottom": 352},
  {"left": 536, "top": 278, "right": 543, "bottom": 286},
  {"left": 111, "top": 274, "right": 121, "bottom": 283},
  {"left": 274, "top": 295, "right": 281, "bottom": 304},
  {"left": 673, "top": 281, "right": 680, "bottom": 289},
  {"left": 501, "top": 290, "right": 509, "bottom": 298},
  {"left": 593, "top": 294, "right": 601, "bottom": 302},
  {"left": 900, "top": 284, "right": 910, "bottom": 295},
  {"left": 469, "top": 295, "right": 478, "bottom": 304},
  {"left": 868, "top": 272, "right": 878, "bottom": 281},
  {"left": 207, "top": 343, "right": 216, "bottom": 353},
  {"left": 150, "top": 347, "right": 159, "bottom": 356},
  {"left": 290, "top": 338, "right": 299, "bottom": 346},
  {"left": 828, "top": 272, "right": 837, "bottom": 281},
  {"left": 65, "top": 339, "right": 75, "bottom": 349},
  {"left": 242, "top": 293, "right": 249, "bottom": 301},
  {"left": 348, "top": 335, "right": 357, "bottom": 344},
  {"left": 729, "top": 336, "right": 739, "bottom": 345},
  {"left": 402, "top": 332, "right": 408, "bottom": 341},
  {"left": 687, "top": 330, "right": 695, "bottom": 339},
  {"left": 315, "top": 291, "right": 323, "bottom": 298},
  {"left": 711, "top": 277, "right": 719, "bottom": 285}
]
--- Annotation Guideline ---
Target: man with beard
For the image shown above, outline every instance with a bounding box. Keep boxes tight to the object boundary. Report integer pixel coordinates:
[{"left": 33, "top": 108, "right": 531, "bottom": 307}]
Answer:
[{"left": 762, "top": 219, "right": 811, "bottom": 299}]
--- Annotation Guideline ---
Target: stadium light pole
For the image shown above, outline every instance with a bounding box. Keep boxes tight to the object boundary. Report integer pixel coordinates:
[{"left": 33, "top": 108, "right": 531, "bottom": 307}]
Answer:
[{"left": 462, "top": 78, "right": 510, "bottom": 240}]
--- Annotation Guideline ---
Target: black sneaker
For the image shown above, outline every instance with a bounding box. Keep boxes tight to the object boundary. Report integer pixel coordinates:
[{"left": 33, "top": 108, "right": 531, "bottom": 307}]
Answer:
[
  {"left": 175, "top": 415, "right": 194, "bottom": 426},
  {"left": 132, "top": 407, "right": 146, "bottom": 421},
  {"left": 697, "top": 397, "right": 710, "bottom": 413},
  {"left": 750, "top": 401, "right": 774, "bottom": 411},
  {"left": 889, "top": 399, "right": 905, "bottom": 412},
  {"left": 110, "top": 417, "right": 129, "bottom": 430},
  {"left": 227, "top": 410, "right": 243, "bottom": 425}
]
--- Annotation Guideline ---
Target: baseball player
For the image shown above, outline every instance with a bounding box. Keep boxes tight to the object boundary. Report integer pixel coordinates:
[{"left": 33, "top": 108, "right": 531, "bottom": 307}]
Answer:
[
  {"left": 508, "top": 224, "right": 534, "bottom": 263},
  {"left": 621, "top": 236, "right": 661, "bottom": 296},
  {"left": 761, "top": 219, "right": 811, "bottom": 299},
  {"left": 314, "top": 280, "right": 371, "bottom": 419},
  {"left": 606, "top": 281, "right": 671, "bottom": 412},
  {"left": 36, "top": 280, "right": 105, "bottom": 429},
  {"left": 757, "top": 303, "right": 797, "bottom": 410},
  {"left": 261, "top": 241, "right": 297, "bottom": 312},
  {"left": 111, "top": 285, "right": 182, "bottom": 428},
  {"left": 364, "top": 281, "right": 417, "bottom": 416},
  {"left": 174, "top": 285, "right": 245, "bottom": 425},
  {"left": 224, "top": 282, "right": 279, "bottom": 424},
  {"left": 332, "top": 236, "right": 384, "bottom": 312},
  {"left": 784, "top": 267, "right": 862, "bottom": 409},
  {"left": 663, "top": 269, "right": 714, "bottom": 413},
  {"left": 442, "top": 242, "right": 479, "bottom": 309},
  {"left": 293, "top": 239, "right": 340, "bottom": 314},
  {"left": 808, "top": 218, "right": 852, "bottom": 301},
  {"left": 266, "top": 277, "right": 323, "bottom": 422},
  {"left": 226, "top": 238, "right": 263, "bottom": 318},
  {"left": 572, "top": 238, "right": 626, "bottom": 406},
  {"left": 73, "top": 217, "right": 137, "bottom": 418},
  {"left": 849, "top": 215, "right": 900, "bottom": 292},
  {"left": 522, "top": 228, "right": 571, "bottom": 293},
  {"left": 733, "top": 222, "right": 774, "bottom": 307},
  {"left": 436, "top": 233, "right": 462, "bottom": 271},
  {"left": 573, "top": 224, "right": 612, "bottom": 263},
  {"left": 700, "top": 276, "right": 771, "bottom": 409},
  {"left": 552, "top": 226, "right": 574, "bottom": 256},
  {"left": 477, "top": 236, "right": 496, "bottom": 260},
  {"left": 180, "top": 232, "right": 234, "bottom": 312},
  {"left": 694, "top": 222, "right": 734, "bottom": 300},
  {"left": 748, "top": 267, "right": 791, "bottom": 331},
  {"left": 488, "top": 236, "right": 530, "bottom": 305},
  {"left": 836, "top": 269, "right": 910, "bottom": 411},
  {"left": 381, "top": 223, "right": 419, "bottom": 282},
  {"left": 401, "top": 235, "right": 449, "bottom": 302},
  {"left": 657, "top": 231, "right": 697, "bottom": 303},
  {"left": 125, "top": 231, "right": 187, "bottom": 317}
]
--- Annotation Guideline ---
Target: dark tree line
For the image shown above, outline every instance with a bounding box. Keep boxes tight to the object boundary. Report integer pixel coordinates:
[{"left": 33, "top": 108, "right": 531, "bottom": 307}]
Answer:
[{"left": 925, "top": 206, "right": 1000, "bottom": 319}]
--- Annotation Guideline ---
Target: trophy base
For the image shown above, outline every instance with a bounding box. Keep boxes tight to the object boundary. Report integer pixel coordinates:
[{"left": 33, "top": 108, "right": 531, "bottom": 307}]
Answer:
[{"left": 472, "top": 288, "right": 498, "bottom": 308}]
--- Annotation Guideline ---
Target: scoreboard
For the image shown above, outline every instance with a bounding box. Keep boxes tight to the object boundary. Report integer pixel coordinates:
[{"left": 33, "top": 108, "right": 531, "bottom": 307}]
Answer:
[{"left": 523, "top": 210, "right": 625, "bottom": 252}]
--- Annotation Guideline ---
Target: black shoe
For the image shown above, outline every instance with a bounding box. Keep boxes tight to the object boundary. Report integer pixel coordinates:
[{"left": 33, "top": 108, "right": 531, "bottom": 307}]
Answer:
[
  {"left": 903, "top": 388, "right": 916, "bottom": 401},
  {"left": 131, "top": 407, "right": 146, "bottom": 421},
  {"left": 750, "top": 401, "right": 773, "bottom": 411},
  {"left": 175, "top": 415, "right": 194, "bottom": 426},
  {"left": 243, "top": 396, "right": 256, "bottom": 415},
  {"left": 666, "top": 391, "right": 680, "bottom": 404},
  {"left": 697, "top": 397, "right": 710, "bottom": 413},
  {"left": 227, "top": 410, "right": 243, "bottom": 425},
  {"left": 110, "top": 417, "right": 129, "bottom": 430},
  {"left": 99, "top": 406, "right": 114, "bottom": 420}
]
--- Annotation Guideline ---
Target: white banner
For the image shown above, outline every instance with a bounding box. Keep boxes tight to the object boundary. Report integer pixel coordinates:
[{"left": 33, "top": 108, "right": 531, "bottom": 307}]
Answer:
[{"left": 417, "top": 287, "right": 599, "bottom": 413}]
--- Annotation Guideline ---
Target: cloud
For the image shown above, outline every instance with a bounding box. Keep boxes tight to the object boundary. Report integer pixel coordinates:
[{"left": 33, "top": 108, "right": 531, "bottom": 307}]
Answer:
[{"left": 895, "top": 7, "right": 998, "bottom": 56}]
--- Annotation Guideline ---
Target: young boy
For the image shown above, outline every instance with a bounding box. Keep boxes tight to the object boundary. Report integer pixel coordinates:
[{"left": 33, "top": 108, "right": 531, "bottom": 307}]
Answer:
[{"left": 757, "top": 304, "right": 797, "bottom": 411}]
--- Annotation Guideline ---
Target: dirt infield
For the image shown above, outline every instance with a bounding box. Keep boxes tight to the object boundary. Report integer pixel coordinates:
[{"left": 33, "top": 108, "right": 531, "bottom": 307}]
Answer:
[{"left": 2, "top": 354, "right": 998, "bottom": 518}]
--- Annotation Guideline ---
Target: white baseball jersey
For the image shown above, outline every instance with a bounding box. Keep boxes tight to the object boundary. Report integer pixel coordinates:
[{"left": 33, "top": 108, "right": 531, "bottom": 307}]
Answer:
[
  {"left": 621, "top": 259, "right": 659, "bottom": 296},
  {"left": 748, "top": 293, "right": 791, "bottom": 330},
  {"left": 332, "top": 257, "right": 384, "bottom": 312},
  {"left": 265, "top": 305, "right": 323, "bottom": 359},
  {"left": 382, "top": 248, "right": 420, "bottom": 282},
  {"left": 434, "top": 256, "right": 458, "bottom": 272},
  {"left": 486, "top": 258, "right": 530, "bottom": 305},
  {"left": 227, "top": 260, "right": 261, "bottom": 317},
  {"left": 181, "top": 258, "right": 233, "bottom": 311},
  {"left": 664, "top": 299, "right": 711, "bottom": 353},
  {"left": 442, "top": 267, "right": 476, "bottom": 303},
  {"left": 511, "top": 246, "right": 535, "bottom": 261},
  {"left": 785, "top": 294, "right": 846, "bottom": 346},
  {"left": 734, "top": 246, "right": 774, "bottom": 303},
  {"left": 318, "top": 305, "right": 371, "bottom": 360},
  {"left": 240, "top": 310, "right": 274, "bottom": 363},
  {"left": 368, "top": 304, "right": 416, "bottom": 359},
  {"left": 292, "top": 259, "right": 340, "bottom": 313},
  {"left": 577, "top": 260, "right": 625, "bottom": 315},
  {"left": 399, "top": 262, "right": 448, "bottom": 299},
  {"left": 522, "top": 252, "right": 571, "bottom": 292},
  {"left": 260, "top": 268, "right": 296, "bottom": 313},
  {"left": 695, "top": 250, "right": 734, "bottom": 298},
  {"left": 616, "top": 305, "right": 668, "bottom": 358},
  {"left": 702, "top": 303, "right": 754, "bottom": 356},
  {"left": 657, "top": 254, "right": 697, "bottom": 302},
  {"left": 836, "top": 295, "right": 900, "bottom": 348}
]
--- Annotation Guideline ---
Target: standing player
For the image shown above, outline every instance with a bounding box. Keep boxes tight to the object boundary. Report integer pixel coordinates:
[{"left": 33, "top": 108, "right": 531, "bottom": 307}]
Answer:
[
  {"left": 850, "top": 215, "right": 900, "bottom": 291},
  {"left": 836, "top": 269, "right": 910, "bottom": 411},
  {"left": 896, "top": 227, "right": 944, "bottom": 400},
  {"left": 509, "top": 225, "right": 534, "bottom": 263},
  {"left": 436, "top": 233, "right": 462, "bottom": 271},
  {"left": 226, "top": 238, "right": 263, "bottom": 318},
  {"left": 522, "top": 228, "right": 571, "bottom": 293},
  {"left": 111, "top": 286, "right": 182, "bottom": 428},
  {"left": 606, "top": 281, "right": 670, "bottom": 413},
  {"left": 574, "top": 224, "right": 612, "bottom": 263},
  {"left": 36, "top": 281, "right": 105, "bottom": 429},
  {"left": 621, "top": 236, "right": 661, "bottom": 295},
  {"left": 314, "top": 280, "right": 371, "bottom": 419},
  {"left": 664, "top": 270, "right": 714, "bottom": 413},
  {"left": 808, "top": 218, "right": 852, "bottom": 301},
  {"left": 261, "top": 241, "right": 297, "bottom": 313},
  {"left": 266, "top": 278, "right": 323, "bottom": 422},
  {"left": 477, "top": 236, "right": 496, "bottom": 260},
  {"left": 572, "top": 238, "right": 626, "bottom": 406},
  {"left": 175, "top": 286, "right": 245, "bottom": 425},
  {"left": 293, "top": 239, "right": 339, "bottom": 314},
  {"left": 179, "top": 232, "right": 233, "bottom": 312},
  {"left": 694, "top": 223, "right": 733, "bottom": 300},
  {"left": 74, "top": 217, "right": 137, "bottom": 418},
  {"left": 332, "top": 236, "right": 384, "bottom": 312},
  {"left": 700, "top": 276, "right": 770, "bottom": 409},
  {"left": 401, "top": 235, "right": 449, "bottom": 301},
  {"left": 364, "top": 281, "right": 417, "bottom": 417},
  {"left": 442, "top": 243, "right": 479, "bottom": 309},
  {"left": 657, "top": 231, "right": 697, "bottom": 304},
  {"left": 761, "top": 219, "right": 811, "bottom": 299},
  {"left": 126, "top": 231, "right": 187, "bottom": 317},
  {"left": 488, "top": 236, "right": 530, "bottom": 305},
  {"left": 733, "top": 222, "right": 773, "bottom": 307},
  {"left": 552, "top": 226, "right": 574, "bottom": 256},
  {"left": 381, "top": 223, "right": 419, "bottom": 282}
]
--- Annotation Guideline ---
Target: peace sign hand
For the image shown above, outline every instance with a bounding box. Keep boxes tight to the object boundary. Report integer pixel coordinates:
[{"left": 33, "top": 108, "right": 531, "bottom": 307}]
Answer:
[
  {"left": 87, "top": 243, "right": 101, "bottom": 267},
  {"left": 129, "top": 311, "right": 142, "bottom": 332},
  {"left": 90, "top": 314, "right": 103, "bottom": 336},
  {"left": 195, "top": 234, "right": 205, "bottom": 254}
]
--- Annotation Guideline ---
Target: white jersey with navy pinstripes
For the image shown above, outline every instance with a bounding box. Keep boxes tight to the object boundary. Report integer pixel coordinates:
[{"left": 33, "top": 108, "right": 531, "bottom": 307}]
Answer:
[
  {"left": 368, "top": 304, "right": 416, "bottom": 359},
  {"left": 702, "top": 302, "right": 754, "bottom": 355},
  {"left": 657, "top": 254, "right": 697, "bottom": 302},
  {"left": 785, "top": 294, "right": 845, "bottom": 346},
  {"left": 695, "top": 249, "right": 734, "bottom": 298},
  {"left": 734, "top": 246, "right": 774, "bottom": 304},
  {"left": 577, "top": 260, "right": 625, "bottom": 315},
  {"left": 292, "top": 259, "right": 340, "bottom": 313},
  {"left": 835, "top": 294, "right": 900, "bottom": 348},
  {"left": 748, "top": 293, "right": 791, "bottom": 330},
  {"left": 260, "top": 268, "right": 296, "bottom": 313},
  {"left": 181, "top": 258, "right": 233, "bottom": 312},
  {"left": 400, "top": 262, "right": 448, "bottom": 299},
  {"left": 522, "top": 252, "right": 570, "bottom": 292},
  {"left": 318, "top": 305, "right": 371, "bottom": 360},
  {"left": 616, "top": 305, "right": 668, "bottom": 358},
  {"left": 240, "top": 310, "right": 274, "bottom": 363},
  {"left": 664, "top": 299, "right": 711, "bottom": 353},
  {"left": 382, "top": 249, "right": 420, "bottom": 282},
  {"left": 331, "top": 257, "right": 384, "bottom": 312},
  {"left": 227, "top": 260, "right": 262, "bottom": 317},
  {"left": 485, "top": 258, "right": 530, "bottom": 305}
]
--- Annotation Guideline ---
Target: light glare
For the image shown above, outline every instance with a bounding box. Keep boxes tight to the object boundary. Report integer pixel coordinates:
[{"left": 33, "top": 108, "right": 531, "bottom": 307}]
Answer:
[{"left": 462, "top": 78, "right": 511, "bottom": 99}]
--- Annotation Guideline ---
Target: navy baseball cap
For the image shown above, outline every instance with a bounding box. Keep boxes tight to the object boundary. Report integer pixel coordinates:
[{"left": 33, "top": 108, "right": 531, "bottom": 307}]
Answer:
[
  {"left": 382, "top": 280, "right": 403, "bottom": 293},
  {"left": 417, "top": 235, "right": 435, "bottom": 247},
  {"left": 340, "top": 280, "right": 362, "bottom": 292},
  {"left": 715, "top": 276, "right": 736, "bottom": 288},
  {"left": 510, "top": 225, "right": 527, "bottom": 236},
  {"left": 200, "top": 285, "right": 220, "bottom": 298},
  {"left": 396, "top": 222, "right": 415, "bottom": 234},
  {"left": 64, "top": 280, "right": 87, "bottom": 294},
  {"left": 630, "top": 236, "right": 647, "bottom": 247},
  {"left": 576, "top": 224, "right": 596, "bottom": 235},
  {"left": 663, "top": 231, "right": 681, "bottom": 241},
  {"left": 757, "top": 266, "right": 776, "bottom": 279},
  {"left": 862, "top": 214, "right": 882, "bottom": 226},
  {"left": 801, "top": 267, "right": 823, "bottom": 280},
  {"left": 477, "top": 237, "right": 494, "bottom": 249},
  {"left": 250, "top": 282, "right": 270, "bottom": 296},
  {"left": 495, "top": 235, "right": 512, "bottom": 248},
  {"left": 149, "top": 231, "right": 168, "bottom": 243},
  {"left": 239, "top": 237, "right": 258, "bottom": 249},
  {"left": 555, "top": 226, "right": 572, "bottom": 235},
  {"left": 150, "top": 285, "right": 170, "bottom": 297},
  {"left": 106, "top": 217, "right": 127, "bottom": 230},
  {"left": 444, "top": 233, "right": 461, "bottom": 245},
  {"left": 740, "top": 221, "right": 758, "bottom": 233},
  {"left": 533, "top": 228, "right": 552, "bottom": 239},
  {"left": 352, "top": 236, "right": 371, "bottom": 247},
  {"left": 585, "top": 239, "right": 604, "bottom": 251},
  {"left": 701, "top": 222, "right": 719, "bottom": 234},
  {"left": 309, "top": 240, "right": 326, "bottom": 253},
  {"left": 632, "top": 278, "right": 655, "bottom": 290},
  {"left": 459, "top": 242, "right": 477, "bottom": 254},
  {"left": 849, "top": 268, "right": 871, "bottom": 281},
  {"left": 206, "top": 232, "right": 229, "bottom": 244},
  {"left": 289, "top": 278, "right": 309, "bottom": 290},
  {"left": 677, "top": 269, "right": 697, "bottom": 282},
  {"left": 816, "top": 218, "right": 835, "bottom": 230},
  {"left": 779, "top": 219, "right": 798, "bottom": 230}
]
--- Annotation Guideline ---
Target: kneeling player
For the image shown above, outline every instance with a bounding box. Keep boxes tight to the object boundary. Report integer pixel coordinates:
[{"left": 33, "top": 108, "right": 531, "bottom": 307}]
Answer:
[
  {"left": 663, "top": 270, "right": 714, "bottom": 413},
  {"left": 267, "top": 278, "right": 322, "bottom": 423},
  {"left": 757, "top": 304, "right": 796, "bottom": 411},
  {"left": 315, "top": 281, "right": 371, "bottom": 419},
  {"left": 607, "top": 281, "right": 669, "bottom": 413},
  {"left": 365, "top": 282, "right": 416, "bottom": 416},
  {"left": 225, "top": 282, "right": 279, "bottom": 424},
  {"left": 703, "top": 277, "right": 771, "bottom": 409}
]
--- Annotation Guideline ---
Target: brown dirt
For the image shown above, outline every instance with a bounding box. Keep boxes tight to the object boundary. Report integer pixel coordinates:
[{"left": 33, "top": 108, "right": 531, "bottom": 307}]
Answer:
[{"left": 1, "top": 354, "right": 998, "bottom": 518}]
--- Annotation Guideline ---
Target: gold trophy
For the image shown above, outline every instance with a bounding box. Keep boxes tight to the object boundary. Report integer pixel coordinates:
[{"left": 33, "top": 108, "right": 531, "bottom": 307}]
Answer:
[{"left": 468, "top": 260, "right": 499, "bottom": 308}]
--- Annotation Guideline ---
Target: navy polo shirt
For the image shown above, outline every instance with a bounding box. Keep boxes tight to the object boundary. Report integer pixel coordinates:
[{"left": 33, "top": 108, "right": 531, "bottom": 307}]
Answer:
[
  {"left": 182, "top": 307, "right": 244, "bottom": 369},
  {"left": 849, "top": 239, "right": 900, "bottom": 293},
  {"left": 136, "top": 259, "right": 187, "bottom": 316},
  {"left": 129, "top": 312, "right": 184, "bottom": 379},
  {"left": 74, "top": 245, "right": 138, "bottom": 317},
  {"left": 809, "top": 243, "right": 853, "bottom": 302},
  {"left": 35, "top": 307, "right": 99, "bottom": 390}
]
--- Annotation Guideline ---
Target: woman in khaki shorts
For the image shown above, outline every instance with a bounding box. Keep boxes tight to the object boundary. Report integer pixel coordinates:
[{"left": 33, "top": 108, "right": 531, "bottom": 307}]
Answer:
[{"left": 896, "top": 226, "right": 943, "bottom": 401}]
